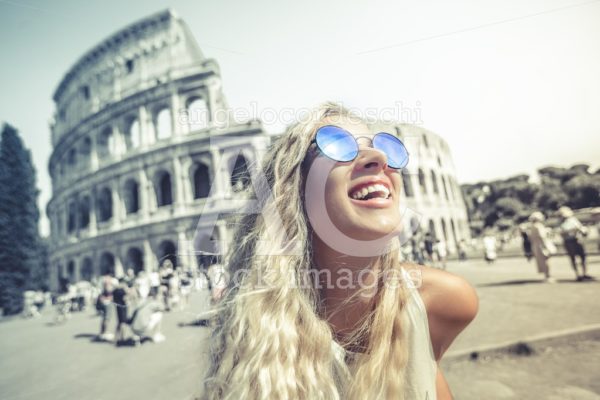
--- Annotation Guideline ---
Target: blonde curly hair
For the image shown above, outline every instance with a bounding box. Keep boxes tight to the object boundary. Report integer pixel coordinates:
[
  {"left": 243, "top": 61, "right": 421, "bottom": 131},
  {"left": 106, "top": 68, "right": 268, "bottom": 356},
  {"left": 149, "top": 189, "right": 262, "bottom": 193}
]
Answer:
[{"left": 201, "top": 102, "right": 410, "bottom": 400}]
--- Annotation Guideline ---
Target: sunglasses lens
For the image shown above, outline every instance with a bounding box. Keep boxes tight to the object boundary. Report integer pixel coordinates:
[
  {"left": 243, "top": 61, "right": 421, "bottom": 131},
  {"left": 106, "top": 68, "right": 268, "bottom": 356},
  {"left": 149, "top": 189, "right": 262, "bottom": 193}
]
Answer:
[
  {"left": 315, "top": 126, "right": 358, "bottom": 162},
  {"left": 373, "top": 133, "right": 409, "bottom": 169}
]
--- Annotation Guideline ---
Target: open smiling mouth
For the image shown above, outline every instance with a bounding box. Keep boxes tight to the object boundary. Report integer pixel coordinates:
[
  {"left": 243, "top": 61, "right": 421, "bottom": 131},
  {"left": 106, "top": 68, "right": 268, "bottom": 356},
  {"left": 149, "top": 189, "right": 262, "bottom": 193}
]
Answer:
[{"left": 349, "top": 184, "right": 391, "bottom": 201}]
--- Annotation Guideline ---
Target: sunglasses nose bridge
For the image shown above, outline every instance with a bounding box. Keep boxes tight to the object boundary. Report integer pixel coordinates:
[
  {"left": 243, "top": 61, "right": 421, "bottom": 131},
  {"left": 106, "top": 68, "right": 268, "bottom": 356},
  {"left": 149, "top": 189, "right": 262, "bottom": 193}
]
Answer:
[{"left": 355, "top": 145, "right": 389, "bottom": 170}]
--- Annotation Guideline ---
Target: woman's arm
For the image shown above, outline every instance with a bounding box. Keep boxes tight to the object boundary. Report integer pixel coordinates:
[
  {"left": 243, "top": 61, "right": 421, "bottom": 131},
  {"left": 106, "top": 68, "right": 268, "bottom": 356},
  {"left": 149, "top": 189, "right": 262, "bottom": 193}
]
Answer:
[{"left": 418, "top": 266, "right": 479, "bottom": 399}]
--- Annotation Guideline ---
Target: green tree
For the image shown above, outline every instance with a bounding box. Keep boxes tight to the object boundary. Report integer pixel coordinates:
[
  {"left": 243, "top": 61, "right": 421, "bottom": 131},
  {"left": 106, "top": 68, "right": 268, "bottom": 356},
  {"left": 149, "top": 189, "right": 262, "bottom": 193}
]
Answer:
[
  {"left": 0, "top": 123, "right": 42, "bottom": 315},
  {"left": 564, "top": 174, "right": 600, "bottom": 209}
]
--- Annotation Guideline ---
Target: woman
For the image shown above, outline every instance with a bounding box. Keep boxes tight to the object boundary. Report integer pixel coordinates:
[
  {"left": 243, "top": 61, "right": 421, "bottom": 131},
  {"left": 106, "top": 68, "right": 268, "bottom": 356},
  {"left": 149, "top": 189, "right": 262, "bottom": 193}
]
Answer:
[
  {"left": 201, "top": 103, "right": 478, "bottom": 399},
  {"left": 528, "top": 211, "right": 555, "bottom": 283}
]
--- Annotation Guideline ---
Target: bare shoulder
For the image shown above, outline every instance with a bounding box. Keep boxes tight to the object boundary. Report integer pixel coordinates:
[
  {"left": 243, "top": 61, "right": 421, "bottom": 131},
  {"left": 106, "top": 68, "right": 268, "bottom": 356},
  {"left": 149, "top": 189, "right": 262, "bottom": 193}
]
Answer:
[
  {"left": 403, "top": 263, "right": 479, "bottom": 360},
  {"left": 407, "top": 264, "right": 478, "bottom": 321}
]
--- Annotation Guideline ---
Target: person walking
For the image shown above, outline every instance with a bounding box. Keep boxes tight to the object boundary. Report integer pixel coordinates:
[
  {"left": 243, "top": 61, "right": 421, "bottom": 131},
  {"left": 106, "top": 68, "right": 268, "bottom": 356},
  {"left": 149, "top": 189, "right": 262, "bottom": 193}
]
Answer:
[
  {"left": 558, "top": 206, "right": 591, "bottom": 281},
  {"left": 519, "top": 223, "right": 532, "bottom": 261},
  {"left": 528, "top": 212, "right": 555, "bottom": 283}
]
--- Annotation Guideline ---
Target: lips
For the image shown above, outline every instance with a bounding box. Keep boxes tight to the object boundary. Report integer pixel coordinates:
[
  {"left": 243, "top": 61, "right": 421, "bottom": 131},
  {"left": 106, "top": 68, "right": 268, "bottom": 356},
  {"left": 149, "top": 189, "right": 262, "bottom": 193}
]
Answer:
[{"left": 348, "top": 179, "right": 392, "bottom": 201}]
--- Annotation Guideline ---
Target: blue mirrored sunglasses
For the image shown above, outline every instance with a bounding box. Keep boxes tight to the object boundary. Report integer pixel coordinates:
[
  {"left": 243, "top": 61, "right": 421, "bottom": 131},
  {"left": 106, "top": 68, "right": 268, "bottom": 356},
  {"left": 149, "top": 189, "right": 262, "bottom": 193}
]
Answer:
[{"left": 310, "top": 125, "right": 409, "bottom": 169}]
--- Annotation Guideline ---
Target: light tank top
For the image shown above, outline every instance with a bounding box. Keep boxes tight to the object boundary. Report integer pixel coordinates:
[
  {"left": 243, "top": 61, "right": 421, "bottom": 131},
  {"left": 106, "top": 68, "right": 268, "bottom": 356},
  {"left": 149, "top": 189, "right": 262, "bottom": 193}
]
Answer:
[{"left": 331, "top": 266, "right": 438, "bottom": 399}]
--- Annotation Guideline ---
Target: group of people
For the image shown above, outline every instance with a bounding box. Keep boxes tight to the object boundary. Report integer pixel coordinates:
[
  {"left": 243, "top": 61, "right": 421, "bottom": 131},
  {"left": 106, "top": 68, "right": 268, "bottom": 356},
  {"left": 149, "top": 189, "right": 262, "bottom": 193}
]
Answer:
[
  {"left": 523, "top": 206, "right": 592, "bottom": 282},
  {"left": 96, "top": 259, "right": 207, "bottom": 345},
  {"left": 404, "top": 232, "right": 451, "bottom": 269}
]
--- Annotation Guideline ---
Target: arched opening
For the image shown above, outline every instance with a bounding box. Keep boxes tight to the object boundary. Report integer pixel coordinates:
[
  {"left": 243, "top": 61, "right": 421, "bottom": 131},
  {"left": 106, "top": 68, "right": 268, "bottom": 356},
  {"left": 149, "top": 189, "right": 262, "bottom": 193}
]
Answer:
[
  {"left": 155, "top": 108, "right": 172, "bottom": 140},
  {"left": 68, "top": 201, "right": 77, "bottom": 233},
  {"left": 67, "top": 260, "right": 75, "bottom": 282},
  {"left": 402, "top": 170, "right": 414, "bottom": 197},
  {"left": 430, "top": 171, "right": 439, "bottom": 194},
  {"left": 428, "top": 220, "right": 437, "bottom": 240},
  {"left": 97, "top": 187, "right": 113, "bottom": 222},
  {"left": 123, "top": 179, "right": 140, "bottom": 214},
  {"left": 230, "top": 155, "right": 251, "bottom": 193},
  {"left": 195, "top": 232, "right": 221, "bottom": 269},
  {"left": 98, "top": 127, "right": 115, "bottom": 159},
  {"left": 99, "top": 252, "right": 115, "bottom": 276},
  {"left": 193, "top": 163, "right": 211, "bottom": 199},
  {"left": 422, "top": 133, "right": 429, "bottom": 148},
  {"left": 187, "top": 97, "right": 209, "bottom": 132},
  {"left": 158, "top": 240, "right": 177, "bottom": 268},
  {"left": 126, "top": 118, "right": 141, "bottom": 149},
  {"left": 155, "top": 171, "right": 173, "bottom": 207},
  {"left": 418, "top": 169, "right": 427, "bottom": 194},
  {"left": 79, "top": 196, "right": 90, "bottom": 229},
  {"left": 79, "top": 137, "right": 92, "bottom": 169},
  {"left": 126, "top": 247, "right": 144, "bottom": 275},
  {"left": 450, "top": 219, "right": 459, "bottom": 248},
  {"left": 441, "top": 219, "right": 449, "bottom": 241},
  {"left": 68, "top": 148, "right": 77, "bottom": 168},
  {"left": 81, "top": 258, "right": 93, "bottom": 281},
  {"left": 442, "top": 176, "right": 450, "bottom": 200}
]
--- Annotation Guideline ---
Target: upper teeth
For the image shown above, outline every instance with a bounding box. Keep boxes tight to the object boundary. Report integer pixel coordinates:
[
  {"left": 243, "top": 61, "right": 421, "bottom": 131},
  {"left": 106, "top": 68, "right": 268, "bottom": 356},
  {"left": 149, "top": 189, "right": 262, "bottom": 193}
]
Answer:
[{"left": 350, "top": 184, "right": 390, "bottom": 200}]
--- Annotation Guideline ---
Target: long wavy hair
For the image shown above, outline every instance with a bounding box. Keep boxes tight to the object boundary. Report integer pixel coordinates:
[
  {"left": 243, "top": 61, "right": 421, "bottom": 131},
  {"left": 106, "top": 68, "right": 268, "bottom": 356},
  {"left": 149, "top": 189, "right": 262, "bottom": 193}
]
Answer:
[{"left": 201, "top": 102, "right": 410, "bottom": 400}]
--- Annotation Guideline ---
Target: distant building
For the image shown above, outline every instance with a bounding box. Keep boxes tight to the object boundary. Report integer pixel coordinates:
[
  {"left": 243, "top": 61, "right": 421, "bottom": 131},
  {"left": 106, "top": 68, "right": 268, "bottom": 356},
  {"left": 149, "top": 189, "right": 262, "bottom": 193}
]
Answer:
[
  {"left": 46, "top": 10, "right": 269, "bottom": 289},
  {"left": 371, "top": 121, "right": 471, "bottom": 249},
  {"left": 46, "top": 10, "right": 470, "bottom": 290}
]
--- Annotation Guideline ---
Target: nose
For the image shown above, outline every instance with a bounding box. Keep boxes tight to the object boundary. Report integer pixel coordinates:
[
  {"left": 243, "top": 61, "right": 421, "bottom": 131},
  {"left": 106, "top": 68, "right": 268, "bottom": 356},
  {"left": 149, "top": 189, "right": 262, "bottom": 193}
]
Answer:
[{"left": 355, "top": 143, "right": 388, "bottom": 171}]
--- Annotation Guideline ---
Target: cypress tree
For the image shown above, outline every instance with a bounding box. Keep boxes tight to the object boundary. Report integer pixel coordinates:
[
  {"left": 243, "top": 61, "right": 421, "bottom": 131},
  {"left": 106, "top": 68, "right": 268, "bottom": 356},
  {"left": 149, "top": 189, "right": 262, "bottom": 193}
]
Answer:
[{"left": 0, "top": 123, "right": 41, "bottom": 315}]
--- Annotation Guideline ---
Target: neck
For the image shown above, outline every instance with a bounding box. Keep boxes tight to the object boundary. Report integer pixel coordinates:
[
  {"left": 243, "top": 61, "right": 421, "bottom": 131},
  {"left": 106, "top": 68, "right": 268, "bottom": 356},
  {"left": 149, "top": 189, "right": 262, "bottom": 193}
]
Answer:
[{"left": 312, "top": 234, "right": 383, "bottom": 342}]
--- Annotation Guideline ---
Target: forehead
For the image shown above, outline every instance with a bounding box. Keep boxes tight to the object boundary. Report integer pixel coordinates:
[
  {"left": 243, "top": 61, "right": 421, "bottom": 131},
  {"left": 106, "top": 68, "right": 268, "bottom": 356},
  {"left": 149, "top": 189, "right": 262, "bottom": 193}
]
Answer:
[{"left": 320, "top": 115, "right": 371, "bottom": 137}]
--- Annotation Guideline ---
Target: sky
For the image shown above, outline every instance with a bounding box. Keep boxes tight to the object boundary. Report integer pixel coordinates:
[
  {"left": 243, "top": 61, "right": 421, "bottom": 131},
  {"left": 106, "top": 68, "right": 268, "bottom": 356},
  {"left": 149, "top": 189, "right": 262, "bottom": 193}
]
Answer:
[{"left": 1, "top": 0, "right": 600, "bottom": 237}]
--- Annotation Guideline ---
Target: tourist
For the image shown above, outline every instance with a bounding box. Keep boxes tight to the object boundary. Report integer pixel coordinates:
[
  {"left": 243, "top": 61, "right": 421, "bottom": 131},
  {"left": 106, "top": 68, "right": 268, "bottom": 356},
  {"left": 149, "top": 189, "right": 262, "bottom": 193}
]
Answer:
[
  {"left": 112, "top": 278, "right": 130, "bottom": 344},
  {"left": 97, "top": 274, "right": 116, "bottom": 341},
  {"left": 201, "top": 103, "right": 478, "bottom": 399},
  {"left": 558, "top": 206, "right": 591, "bottom": 281},
  {"left": 528, "top": 212, "right": 555, "bottom": 283},
  {"left": 519, "top": 223, "right": 532, "bottom": 261},
  {"left": 482, "top": 230, "right": 497, "bottom": 263}
]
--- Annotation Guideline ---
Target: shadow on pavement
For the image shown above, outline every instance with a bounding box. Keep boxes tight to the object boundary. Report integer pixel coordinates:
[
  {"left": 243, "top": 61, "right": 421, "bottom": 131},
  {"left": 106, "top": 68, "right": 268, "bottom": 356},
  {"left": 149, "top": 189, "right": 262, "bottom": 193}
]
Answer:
[
  {"left": 475, "top": 278, "right": 597, "bottom": 287},
  {"left": 178, "top": 319, "right": 210, "bottom": 328}
]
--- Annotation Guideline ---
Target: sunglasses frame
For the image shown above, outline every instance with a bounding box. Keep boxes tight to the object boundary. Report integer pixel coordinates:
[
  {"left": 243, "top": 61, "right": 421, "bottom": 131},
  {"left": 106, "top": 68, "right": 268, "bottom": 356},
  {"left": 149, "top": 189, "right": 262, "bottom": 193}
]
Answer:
[{"left": 310, "top": 125, "right": 410, "bottom": 169}]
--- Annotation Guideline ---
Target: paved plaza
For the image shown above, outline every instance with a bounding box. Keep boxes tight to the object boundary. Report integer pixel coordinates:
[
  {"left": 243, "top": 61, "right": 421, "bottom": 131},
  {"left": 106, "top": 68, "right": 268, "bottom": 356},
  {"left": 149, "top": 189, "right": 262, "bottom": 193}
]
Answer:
[{"left": 0, "top": 255, "right": 599, "bottom": 400}]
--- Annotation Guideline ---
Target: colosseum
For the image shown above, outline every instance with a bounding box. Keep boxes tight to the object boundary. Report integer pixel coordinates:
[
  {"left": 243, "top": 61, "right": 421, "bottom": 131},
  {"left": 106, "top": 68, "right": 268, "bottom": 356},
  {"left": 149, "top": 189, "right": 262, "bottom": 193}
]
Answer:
[{"left": 47, "top": 10, "right": 470, "bottom": 290}]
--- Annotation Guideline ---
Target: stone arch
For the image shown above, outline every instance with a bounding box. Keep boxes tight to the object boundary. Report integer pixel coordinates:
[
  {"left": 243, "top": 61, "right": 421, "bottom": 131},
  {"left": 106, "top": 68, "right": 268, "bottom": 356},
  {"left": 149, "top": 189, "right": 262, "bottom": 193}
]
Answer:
[
  {"left": 67, "top": 260, "right": 76, "bottom": 283},
  {"left": 195, "top": 230, "right": 221, "bottom": 269},
  {"left": 158, "top": 240, "right": 177, "bottom": 268},
  {"left": 79, "top": 137, "right": 92, "bottom": 169},
  {"left": 125, "top": 117, "right": 141, "bottom": 150},
  {"left": 441, "top": 219, "right": 449, "bottom": 241},
  {"left": 81, "top": 258, "right": 93, "bottom": 281},
  {"left": 97, "top": 127, "right": 115, "bottom": 159},
  {"left": 450, "top": 218, "right": 459, "bottom": 247},
  {"left": 123, "top": 179, "right": 140, "bottom": 214},
  {"left": 97, "top": 187, "right": 113, "bottom": 222},
  {"left": 410, "top": 216, "right": 421, "bottom": 234},
  {"left": 67, "top": 200, "right": 77, "bottom": 233},
  {"left": 418, "top": 168, "right": 427, "bottom": 194},
  {"left": 193, "top": 163, "right": 211, "bottom": 199},
  {"left": 155, "top": 107, "right": 172, "bottom": 140},
  {"left": 79, "top": 196, "right": 91, "bottom": 229},
  {"left": 441, "top": 175, "right": 450, "bottom": 200},
  {"left": 67, "top": 147, "right": 77, "bottom": 168},
  {"left": 187, "top": 97, "right": 209, "bottom": 132},
  {"left": 430, "top": 170, "right": 439, "bottom": 194},
  {"left": 154, "top": 170, "right": 173, "bottom": 207},
  {"left": 230, "top": 154, "right": 251, "bottom": 193},
  {"left": 402, "top": 169, "right": 414, "bottom": 197},
  {"left": 125, "top": 247, "right": 144, "bottom": 275},
  {"left": 99, "top": 252, "right": 115, "bottom": 276},
  {"left": 428, "top": 220, "right": 437, "bottom": 240}
]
